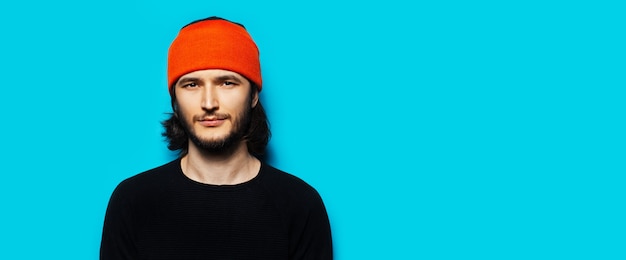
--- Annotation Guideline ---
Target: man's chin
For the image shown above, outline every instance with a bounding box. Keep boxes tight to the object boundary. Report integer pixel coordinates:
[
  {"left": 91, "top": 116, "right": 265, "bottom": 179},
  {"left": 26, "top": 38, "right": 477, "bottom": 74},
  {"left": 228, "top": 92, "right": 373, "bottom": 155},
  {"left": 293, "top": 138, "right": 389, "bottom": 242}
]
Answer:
[
  {"left": 193, "top": 129, "right": 228, "bottom": 141},
  {"left": 196, "top": 135, "right": 225, "bottom": 143},
  {"left": 194, "top": 136, "right": 228, "bottom": 147},
  {"left": 188, "top": 131, "right": 243, "bottom": 154}
]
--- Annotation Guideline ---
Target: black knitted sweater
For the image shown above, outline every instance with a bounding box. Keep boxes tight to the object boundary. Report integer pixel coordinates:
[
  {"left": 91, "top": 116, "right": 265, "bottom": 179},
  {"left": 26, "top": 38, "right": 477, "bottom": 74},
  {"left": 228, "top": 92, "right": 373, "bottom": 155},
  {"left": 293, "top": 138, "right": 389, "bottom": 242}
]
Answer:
[{"left": 101, "top": 158, "right": 332, "bottom": 260}]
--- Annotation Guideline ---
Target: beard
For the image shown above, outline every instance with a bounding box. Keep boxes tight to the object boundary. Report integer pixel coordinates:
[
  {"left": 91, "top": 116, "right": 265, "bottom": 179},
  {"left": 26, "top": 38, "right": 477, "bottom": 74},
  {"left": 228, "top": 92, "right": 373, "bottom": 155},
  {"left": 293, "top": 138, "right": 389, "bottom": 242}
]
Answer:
[{"left": 177, "top": 105, "right": 252, "bottom": 155}]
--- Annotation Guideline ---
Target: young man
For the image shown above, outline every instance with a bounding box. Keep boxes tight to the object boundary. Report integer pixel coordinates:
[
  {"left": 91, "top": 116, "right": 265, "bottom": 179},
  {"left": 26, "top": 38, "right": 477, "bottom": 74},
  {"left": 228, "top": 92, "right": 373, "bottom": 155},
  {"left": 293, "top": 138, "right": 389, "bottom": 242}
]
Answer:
[{"left": 100, "top": 17, "right": 333, "bottom": 259}]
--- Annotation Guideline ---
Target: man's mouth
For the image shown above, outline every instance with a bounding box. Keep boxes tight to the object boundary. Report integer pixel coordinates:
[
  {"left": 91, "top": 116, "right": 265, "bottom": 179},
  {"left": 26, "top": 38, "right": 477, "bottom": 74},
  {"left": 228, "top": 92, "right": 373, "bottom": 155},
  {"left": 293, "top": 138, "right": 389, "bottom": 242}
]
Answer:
[{"left": 196, "top": 114, "right": 229, "bottom": 127}]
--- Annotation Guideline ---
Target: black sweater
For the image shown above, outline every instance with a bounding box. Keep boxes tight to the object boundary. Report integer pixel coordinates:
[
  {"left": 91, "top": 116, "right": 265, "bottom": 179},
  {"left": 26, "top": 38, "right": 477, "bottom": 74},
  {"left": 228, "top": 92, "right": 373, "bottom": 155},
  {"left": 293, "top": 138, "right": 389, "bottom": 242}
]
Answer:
[{"left": 100, "top": 159, "right": 332, "bottom": 259}]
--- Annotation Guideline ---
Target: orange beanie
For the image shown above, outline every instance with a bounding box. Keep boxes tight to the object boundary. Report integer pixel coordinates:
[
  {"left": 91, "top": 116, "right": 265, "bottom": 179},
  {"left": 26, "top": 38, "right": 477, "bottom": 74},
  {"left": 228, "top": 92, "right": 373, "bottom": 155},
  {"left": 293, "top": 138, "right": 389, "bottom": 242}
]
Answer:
[{"left": 167, "top": 18, "right": 262, "bottom": 92}]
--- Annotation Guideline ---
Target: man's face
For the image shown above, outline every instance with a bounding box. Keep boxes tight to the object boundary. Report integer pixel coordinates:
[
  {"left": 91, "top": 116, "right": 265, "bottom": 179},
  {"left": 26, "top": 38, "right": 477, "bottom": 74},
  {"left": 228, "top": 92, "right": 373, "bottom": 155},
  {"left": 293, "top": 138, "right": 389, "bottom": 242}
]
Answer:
[{"left": 174, "top": 69, "right": 258, "bottom": 154}]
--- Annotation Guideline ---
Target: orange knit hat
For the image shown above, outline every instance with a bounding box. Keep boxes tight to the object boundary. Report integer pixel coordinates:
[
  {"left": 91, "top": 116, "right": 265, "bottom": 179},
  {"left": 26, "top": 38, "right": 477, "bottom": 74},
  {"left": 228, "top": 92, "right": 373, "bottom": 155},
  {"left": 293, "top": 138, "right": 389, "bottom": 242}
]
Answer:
[{"left": 167, "top": 18, "right": 262, "bottom": 92}]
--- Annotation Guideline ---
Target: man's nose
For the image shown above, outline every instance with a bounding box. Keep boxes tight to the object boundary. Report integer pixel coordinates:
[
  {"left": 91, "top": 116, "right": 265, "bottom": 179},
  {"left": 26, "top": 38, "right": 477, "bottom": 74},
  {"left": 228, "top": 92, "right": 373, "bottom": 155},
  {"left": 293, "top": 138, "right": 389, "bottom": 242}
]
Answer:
[{"left": 201, "top": 87, "right": 219, "bottom": 111}]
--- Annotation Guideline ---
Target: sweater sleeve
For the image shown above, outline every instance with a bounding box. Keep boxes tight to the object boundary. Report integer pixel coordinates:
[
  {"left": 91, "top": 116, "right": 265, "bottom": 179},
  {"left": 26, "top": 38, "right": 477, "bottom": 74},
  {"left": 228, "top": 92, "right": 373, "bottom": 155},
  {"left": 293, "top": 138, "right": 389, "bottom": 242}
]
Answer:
[
  {"left": 289, "top": 190, "right": 333, "bottom": 260},
  {"left": 100, "top": 183, "right": 137, "bottom": 260}
]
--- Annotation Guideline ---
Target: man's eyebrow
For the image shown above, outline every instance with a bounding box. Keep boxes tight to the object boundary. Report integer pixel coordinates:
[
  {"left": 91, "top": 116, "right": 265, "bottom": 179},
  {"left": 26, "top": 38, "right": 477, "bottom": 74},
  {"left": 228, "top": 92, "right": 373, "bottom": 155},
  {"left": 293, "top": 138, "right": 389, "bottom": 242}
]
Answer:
[
  {"left": 177, "top": 77, "right": 199, "bottom": 85},
  {"left": 214, "top": 75, "right": 243, "bottom": 83}
]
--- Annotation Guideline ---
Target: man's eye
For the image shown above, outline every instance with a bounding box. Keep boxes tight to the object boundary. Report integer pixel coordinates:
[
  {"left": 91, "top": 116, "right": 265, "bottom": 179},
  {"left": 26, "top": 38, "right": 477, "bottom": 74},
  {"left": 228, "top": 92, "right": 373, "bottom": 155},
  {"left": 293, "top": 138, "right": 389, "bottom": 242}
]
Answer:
[
  {"left": 183, "top": 83, "right": 198, "bottom": 88},
  {"left": 223, "top": 81, "right": 237, "bottom": 86}
]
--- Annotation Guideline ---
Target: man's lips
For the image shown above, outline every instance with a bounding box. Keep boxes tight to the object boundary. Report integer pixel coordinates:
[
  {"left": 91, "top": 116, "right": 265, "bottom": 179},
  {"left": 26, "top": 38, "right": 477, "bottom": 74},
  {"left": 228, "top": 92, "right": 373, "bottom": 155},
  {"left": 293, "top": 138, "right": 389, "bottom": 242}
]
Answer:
[{"left": 197, "top": 116, "right": 228, "bottom": 127}]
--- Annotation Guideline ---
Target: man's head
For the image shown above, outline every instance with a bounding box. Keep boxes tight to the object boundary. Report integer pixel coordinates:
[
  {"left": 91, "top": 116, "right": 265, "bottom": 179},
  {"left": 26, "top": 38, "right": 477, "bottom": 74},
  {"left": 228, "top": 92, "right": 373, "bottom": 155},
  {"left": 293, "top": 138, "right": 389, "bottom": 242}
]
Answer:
[{"left": 162, "top": 17, "right": 270, "bottom": 158}]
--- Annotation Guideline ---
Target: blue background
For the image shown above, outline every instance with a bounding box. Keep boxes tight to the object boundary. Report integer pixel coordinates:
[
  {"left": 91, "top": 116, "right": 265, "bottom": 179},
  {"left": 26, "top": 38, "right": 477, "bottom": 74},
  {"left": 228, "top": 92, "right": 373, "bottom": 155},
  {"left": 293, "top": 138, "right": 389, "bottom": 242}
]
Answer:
[{"left": 0, "top": 0, "right": 624, "bottom": 259}]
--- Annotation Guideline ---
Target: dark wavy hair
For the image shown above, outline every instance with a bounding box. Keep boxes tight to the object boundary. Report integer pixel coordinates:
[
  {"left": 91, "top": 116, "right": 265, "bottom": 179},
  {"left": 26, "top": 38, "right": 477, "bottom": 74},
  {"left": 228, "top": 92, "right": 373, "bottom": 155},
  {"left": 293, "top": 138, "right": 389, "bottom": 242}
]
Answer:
[{"left": 162, "top": 82, "right": 270, "bottom": 158}]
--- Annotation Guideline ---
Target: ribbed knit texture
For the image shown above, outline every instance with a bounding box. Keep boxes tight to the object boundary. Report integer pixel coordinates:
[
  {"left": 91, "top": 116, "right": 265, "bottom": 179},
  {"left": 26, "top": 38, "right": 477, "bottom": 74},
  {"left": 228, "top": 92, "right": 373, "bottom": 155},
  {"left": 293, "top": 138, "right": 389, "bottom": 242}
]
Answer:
[
  {"left": 167, "top": 19, "right": 262, "bottom": 91},
  {"left": 101, "top": 159, "right": 332, "bottom": 260}
]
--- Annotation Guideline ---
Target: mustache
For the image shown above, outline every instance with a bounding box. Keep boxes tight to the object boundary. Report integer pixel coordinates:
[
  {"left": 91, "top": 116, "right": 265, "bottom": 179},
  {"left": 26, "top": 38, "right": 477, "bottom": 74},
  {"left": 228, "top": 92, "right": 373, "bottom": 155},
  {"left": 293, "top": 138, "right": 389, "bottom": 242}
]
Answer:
[{"left": 193, "top": 112, "right": 230, "bottom": 121}]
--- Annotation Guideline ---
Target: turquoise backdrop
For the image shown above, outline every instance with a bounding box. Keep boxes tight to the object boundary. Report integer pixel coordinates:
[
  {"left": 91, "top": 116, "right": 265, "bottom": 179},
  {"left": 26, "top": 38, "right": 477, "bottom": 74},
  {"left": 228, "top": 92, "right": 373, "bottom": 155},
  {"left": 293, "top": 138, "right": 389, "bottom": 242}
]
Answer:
[{"left": 0, "top": 0, "right": 624, "bottom": 259}]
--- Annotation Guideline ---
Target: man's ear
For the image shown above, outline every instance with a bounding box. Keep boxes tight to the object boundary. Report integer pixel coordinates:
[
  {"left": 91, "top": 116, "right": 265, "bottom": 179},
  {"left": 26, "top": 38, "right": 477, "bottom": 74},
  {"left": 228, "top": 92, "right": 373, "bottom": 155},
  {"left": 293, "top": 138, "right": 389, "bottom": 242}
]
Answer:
[
  {"left": 171, "top": 98, "right": 179, "bottom": 117},
  {"left": 170, "top": 84, "right": 179, "bottom": 116},
  {"left": 251, "top": 90, "right": 259, "bottom": 108}
]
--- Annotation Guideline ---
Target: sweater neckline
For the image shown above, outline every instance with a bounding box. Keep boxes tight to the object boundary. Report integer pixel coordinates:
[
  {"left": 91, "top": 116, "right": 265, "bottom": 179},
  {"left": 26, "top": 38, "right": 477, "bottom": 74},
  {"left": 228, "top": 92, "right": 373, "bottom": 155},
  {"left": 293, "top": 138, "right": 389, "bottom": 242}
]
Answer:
[{"left": 173, "top": 157, "right": 265, "bottom": 190}]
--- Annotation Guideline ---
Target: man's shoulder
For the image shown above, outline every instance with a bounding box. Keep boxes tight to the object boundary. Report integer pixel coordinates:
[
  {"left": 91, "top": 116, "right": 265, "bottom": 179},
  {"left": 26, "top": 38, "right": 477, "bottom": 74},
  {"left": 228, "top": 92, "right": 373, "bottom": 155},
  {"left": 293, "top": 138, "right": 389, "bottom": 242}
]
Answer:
[
  {"left": 260, "top": 163, "right": 323, "bottom": 201},
  {"left": 114, "top": 159, "right": 180, "bottom": 193},
  {"left": 259, "top": 164, "right": 330, "bottom": 228}
]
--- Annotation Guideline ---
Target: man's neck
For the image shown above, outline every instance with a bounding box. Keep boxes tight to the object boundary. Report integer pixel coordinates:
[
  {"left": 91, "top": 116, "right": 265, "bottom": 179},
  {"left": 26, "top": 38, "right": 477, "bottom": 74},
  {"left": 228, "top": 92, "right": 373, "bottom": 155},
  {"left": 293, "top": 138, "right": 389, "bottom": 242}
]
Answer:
[{"left": 181, "top": 142, "right": 261, "bottom": 185}]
